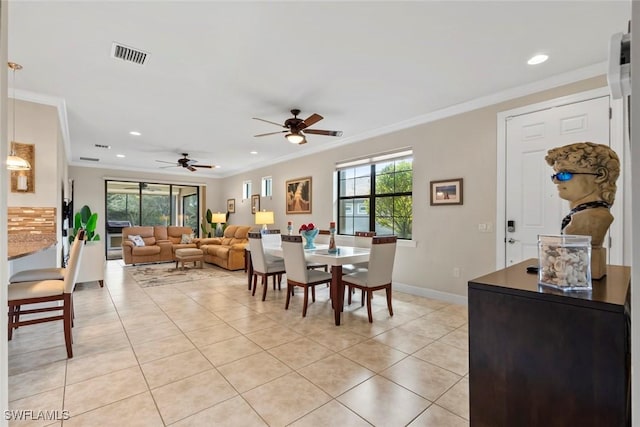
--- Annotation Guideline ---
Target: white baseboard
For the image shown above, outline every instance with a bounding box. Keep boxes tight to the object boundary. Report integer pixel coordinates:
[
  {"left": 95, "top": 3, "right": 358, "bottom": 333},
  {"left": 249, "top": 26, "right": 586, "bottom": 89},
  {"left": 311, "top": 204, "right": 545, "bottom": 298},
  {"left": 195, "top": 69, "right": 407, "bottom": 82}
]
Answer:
[{"left": 393, "top": 281, "right": 468, "bottom": 306}]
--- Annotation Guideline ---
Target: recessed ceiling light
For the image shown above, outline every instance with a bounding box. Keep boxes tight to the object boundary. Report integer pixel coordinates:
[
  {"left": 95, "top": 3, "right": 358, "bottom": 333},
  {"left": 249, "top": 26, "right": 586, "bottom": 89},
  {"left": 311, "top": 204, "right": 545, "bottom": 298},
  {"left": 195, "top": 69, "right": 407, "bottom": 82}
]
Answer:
[
  {"left": 527, "top": 54, "right": 549, "bottom": 65},
  {"left": 116, "top": 154, "right": 125, "bottom": 158},
  {"left": 129, "top": 131, "right": 141, "bottom": 136},
  {"left": 250, "top": 151, "right": 258, "bottom": 155}
]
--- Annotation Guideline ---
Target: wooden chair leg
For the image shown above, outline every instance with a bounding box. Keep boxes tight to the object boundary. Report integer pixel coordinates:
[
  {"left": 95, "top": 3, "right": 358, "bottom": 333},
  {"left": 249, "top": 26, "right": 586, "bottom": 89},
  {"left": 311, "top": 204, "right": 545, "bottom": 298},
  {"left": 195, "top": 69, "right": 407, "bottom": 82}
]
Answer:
[
  {"left": 63, "top": 294, "right": 74, "bottom": 358},
  {"left": 285, "top": 283, "right": 292, "bottom": 310},
  {"left": 8, "top": 305, "right": 14, "bottom": 340},
  {"left": 262, "top": 276, "right": 268, "bottom": 301},
  {"left": 14, "top": 305, "right": 21, "bottom": 330},
  {"left": 386, "top": 286, "right": 393, "bottom": 317},
  {"left": 302, "top": 287, "right": 309, "bottom": 317},
  {"left": 366, "top": 290, "right": 373, "bottom": 323},
  {"left": 347, "top": 286, "right": 352, "bottom": 305},
  {"left": 251, "top": 274, "right": 258, "bottom": 296},
  {"left": 311, "top": 285, "right": 316, "bottom": 303},
  {"left": 361, "top": 289, "right": 365, "bottom": 307}
]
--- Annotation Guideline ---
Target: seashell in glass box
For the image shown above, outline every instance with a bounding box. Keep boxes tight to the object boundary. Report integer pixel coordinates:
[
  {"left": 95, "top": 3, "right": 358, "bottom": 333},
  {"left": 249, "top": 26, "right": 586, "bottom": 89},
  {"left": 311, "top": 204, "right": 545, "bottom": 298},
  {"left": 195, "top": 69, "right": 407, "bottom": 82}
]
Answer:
[{"left": 538, "top": 234, "right": 592, "bottom": 291}]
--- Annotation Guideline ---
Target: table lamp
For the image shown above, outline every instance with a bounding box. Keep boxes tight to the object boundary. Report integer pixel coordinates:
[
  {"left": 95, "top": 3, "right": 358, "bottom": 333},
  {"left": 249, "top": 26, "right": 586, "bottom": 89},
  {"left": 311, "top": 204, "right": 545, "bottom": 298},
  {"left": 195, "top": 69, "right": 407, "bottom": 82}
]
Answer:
[
  {"left": 255, "top": 210, "right": 274, "bottom": 234},
  {"left": 211, "top": 212, "right": 226, "bottom": 237}
]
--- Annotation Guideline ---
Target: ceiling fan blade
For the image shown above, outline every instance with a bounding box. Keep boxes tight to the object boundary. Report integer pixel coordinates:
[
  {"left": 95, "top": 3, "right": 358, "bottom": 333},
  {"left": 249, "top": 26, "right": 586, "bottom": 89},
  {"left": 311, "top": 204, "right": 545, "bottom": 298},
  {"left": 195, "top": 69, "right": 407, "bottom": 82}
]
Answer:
[
  {"left": 156, "top": 160, "right": 178, "bottom": 165},
  {"left": 299, "top": 113, "right": 323, "bottom": 130},
  {"left": 303, "top": 129, "right": 343, "bottom": 137},
  {"left": 254, "top": 130, "right": 288, "bottom": 137},
  {"left": 252, "top": 117, "right": 286, "bottom": 128},
  {"left": 187, "top": 166, "right": 197, "bottom": 172},
  {"left": 192, "top": 164, "right": 213, "bottom": 168}
]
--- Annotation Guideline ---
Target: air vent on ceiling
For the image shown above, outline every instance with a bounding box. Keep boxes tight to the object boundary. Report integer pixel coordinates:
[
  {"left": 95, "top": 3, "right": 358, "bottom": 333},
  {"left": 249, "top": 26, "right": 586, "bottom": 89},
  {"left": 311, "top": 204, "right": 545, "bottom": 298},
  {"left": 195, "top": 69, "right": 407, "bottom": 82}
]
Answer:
[
  {"left": 111, "top": 42, "right": 149, "bottom": 65},
  {"left": 80, "top": 157, "right": 100, "bottom": 162},
  {"left": 95, "top": 144, "right": 111, "bottom": 149}
]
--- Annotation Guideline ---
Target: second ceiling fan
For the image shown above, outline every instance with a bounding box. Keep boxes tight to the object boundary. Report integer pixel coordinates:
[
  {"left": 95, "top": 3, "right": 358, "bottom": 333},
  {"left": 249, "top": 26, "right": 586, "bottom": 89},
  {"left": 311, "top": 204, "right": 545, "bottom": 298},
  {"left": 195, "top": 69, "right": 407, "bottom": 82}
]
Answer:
[{"left": 253, "top": 109, "right": 343, "bottom": 144}]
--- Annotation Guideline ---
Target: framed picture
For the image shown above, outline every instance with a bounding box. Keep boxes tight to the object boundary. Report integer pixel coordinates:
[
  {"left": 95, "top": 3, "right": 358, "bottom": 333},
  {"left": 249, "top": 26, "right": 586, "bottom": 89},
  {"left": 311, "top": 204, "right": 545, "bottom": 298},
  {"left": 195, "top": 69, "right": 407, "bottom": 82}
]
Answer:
[
  {"left": 251, "top": 194, "right": 260, "bottom": 214},
  {"left": 227, "top": 198, "right": 235, "bottom": 213},
  {"left": 286, "top": 176, "right": 312, "bottom": 214},
  {"left": 430, "top": 178, "right": 463, "bottom": 206}
]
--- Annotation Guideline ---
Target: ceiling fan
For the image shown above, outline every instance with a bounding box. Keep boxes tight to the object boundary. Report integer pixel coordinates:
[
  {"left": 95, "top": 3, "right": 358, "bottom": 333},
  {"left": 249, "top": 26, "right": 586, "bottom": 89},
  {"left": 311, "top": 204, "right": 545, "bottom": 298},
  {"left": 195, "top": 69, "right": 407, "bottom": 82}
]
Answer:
[
  {"left": 253, "top": 109, "right": 343, "bottom": 145},
  {"left": 155, "top": 153, "right": 215, "bottom": 172}
]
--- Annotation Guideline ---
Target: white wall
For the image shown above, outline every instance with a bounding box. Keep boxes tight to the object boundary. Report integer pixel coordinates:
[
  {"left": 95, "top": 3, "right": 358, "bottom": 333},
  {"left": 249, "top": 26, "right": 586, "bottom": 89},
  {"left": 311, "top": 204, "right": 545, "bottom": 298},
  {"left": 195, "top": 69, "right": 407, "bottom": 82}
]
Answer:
[
  {"left": 1, "top": 0, "right": 9, "bottom": 421},
  {"left": 630, "top": 1, "right": 638, "bottom": 422}
]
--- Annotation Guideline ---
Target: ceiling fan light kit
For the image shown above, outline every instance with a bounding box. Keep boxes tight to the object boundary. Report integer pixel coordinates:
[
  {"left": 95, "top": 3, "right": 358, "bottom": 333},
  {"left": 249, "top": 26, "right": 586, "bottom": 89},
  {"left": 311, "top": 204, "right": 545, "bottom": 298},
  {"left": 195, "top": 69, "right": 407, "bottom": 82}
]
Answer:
[
  {"left": 253, "top": 108, "right": 342, "bottom": 145},
  {"left": 286, "top": 133, "right": 305, "bottom": 144}
]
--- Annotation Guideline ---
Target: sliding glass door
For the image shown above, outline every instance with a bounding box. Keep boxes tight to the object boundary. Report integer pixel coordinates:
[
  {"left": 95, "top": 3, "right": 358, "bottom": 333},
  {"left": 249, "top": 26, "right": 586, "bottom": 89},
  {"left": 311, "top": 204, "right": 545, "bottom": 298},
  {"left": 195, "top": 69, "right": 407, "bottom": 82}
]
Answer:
[{"left": 105, "top": 181, "right": 200, "bottom": 258}]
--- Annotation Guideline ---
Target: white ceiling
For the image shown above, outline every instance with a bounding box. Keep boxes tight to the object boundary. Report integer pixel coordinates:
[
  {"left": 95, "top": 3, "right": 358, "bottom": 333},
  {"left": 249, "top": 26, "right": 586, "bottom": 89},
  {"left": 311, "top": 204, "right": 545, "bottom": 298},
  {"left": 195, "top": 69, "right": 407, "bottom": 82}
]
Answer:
[{"left": 7, "top": 1, "right": 630, "bottom": 178}]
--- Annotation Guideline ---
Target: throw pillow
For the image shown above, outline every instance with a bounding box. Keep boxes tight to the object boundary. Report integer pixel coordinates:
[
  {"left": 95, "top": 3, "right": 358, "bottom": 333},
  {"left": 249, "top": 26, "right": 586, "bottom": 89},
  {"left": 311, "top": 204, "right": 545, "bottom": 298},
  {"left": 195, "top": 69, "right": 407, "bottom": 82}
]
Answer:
[
  {"left": 128, "top": 235, "right": 145, "bottom": 247},
  {"left": 181, "top": 233, "right": 194, "bottom": 244}
]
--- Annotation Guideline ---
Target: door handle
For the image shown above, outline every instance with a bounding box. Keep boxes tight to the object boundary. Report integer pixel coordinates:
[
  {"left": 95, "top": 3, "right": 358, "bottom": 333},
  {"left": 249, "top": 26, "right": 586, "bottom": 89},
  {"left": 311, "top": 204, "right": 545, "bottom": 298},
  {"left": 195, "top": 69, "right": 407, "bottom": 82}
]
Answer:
[{"left": 507, "top": 238, "right": 518, "bottom": 244}]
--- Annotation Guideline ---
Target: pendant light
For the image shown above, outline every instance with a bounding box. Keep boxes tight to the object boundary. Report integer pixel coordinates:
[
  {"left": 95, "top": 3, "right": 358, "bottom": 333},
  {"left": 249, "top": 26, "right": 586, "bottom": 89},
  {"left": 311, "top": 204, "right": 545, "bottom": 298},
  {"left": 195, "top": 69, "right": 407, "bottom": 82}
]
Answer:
[{"left": 6, "top": 62, "right": 31, "bottom": 171}]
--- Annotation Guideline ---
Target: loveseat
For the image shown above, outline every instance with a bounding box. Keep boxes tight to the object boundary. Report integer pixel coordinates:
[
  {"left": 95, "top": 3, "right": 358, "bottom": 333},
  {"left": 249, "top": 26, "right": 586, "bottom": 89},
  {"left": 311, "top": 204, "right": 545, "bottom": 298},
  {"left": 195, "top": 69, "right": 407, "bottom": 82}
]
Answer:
[
  {"left": 196, "top": 225, "right": 252, "bottom": 270},
  {"left": 122, "top": 226, "right": 197, "bottom": 265}
]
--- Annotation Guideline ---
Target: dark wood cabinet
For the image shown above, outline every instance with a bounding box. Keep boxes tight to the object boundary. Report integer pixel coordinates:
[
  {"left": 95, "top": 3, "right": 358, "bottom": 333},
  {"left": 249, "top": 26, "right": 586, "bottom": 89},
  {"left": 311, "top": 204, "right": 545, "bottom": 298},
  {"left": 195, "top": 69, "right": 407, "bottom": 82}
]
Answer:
[{"left": 468, "top": 260, "right": 630, "bottom": 427}]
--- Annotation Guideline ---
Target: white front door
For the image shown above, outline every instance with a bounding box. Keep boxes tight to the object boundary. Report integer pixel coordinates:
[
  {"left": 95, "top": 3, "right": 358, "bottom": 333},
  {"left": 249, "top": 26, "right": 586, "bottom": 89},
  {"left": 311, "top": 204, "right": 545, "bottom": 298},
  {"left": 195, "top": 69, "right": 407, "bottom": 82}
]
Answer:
[{"left": 504, "top": 95, "right": 611, "bottom": 266}]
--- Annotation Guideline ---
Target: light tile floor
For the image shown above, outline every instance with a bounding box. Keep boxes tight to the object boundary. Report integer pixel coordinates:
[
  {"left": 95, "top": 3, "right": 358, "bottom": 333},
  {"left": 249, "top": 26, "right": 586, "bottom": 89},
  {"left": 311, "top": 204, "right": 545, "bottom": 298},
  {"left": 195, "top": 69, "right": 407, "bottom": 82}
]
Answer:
[{"left": 8, "top": 260, "right": 469, "bottom": 426}]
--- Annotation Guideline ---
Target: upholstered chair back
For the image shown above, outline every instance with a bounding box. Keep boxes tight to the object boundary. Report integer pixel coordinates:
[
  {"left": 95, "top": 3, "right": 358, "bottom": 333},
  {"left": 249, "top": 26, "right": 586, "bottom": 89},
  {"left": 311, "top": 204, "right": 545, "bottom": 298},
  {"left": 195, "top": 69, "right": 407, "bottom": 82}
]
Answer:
[
  {"left": 281, "top": 235, "right": 309, "bottom": 284},
  {"left": 248, "top": 233, "right": 269, "bottom": 273},
  {"left": 365, "top": 236, "right": 397, "bottom": 286},
  {"left": 65, "top": 229, "right": 86, "bottom": 294}
]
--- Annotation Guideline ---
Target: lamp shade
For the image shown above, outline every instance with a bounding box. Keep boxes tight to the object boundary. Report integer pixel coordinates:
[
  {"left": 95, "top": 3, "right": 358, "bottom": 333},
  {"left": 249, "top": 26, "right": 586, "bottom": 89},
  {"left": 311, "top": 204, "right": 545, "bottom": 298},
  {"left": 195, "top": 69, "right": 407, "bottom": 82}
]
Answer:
[
  {"left": 255, "top": 210, "right": 274, "bottom": 226},
  {"left": 6, "top": 154, "right": 31, "bottom": 171},
  {"left": 211, "top": 213, "right": 226, "bottom": 224}
]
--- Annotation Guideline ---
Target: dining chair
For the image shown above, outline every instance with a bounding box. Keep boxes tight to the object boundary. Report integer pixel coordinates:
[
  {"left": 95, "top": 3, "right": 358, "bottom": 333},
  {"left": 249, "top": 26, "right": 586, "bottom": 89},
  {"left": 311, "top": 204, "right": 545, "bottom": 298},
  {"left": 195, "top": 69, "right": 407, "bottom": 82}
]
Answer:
[
  {"left": 281, "top": 235, "right": 333, "bottom": 317},
  {"left": 7, "top": 229, "right": 86, "bottom": 358},
  {"left": 248, "top": 232, "right": 286, "bottom": 301},
  {"left": 305, "top": 230, "right": 329, "bottom": 272},
  {"left": 341, "top": 235, "right": 397, "bottom": 323},
  {"left": 343, "top": 231, "right": 376, "bottom": 274}
]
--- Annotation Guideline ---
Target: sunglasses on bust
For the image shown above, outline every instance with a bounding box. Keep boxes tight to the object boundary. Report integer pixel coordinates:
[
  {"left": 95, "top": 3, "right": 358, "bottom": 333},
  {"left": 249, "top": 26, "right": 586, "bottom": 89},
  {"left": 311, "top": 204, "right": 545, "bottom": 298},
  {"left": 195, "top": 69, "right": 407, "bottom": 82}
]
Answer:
[{"left": 550, "top": 171, "right": 600, "bottom": 182}]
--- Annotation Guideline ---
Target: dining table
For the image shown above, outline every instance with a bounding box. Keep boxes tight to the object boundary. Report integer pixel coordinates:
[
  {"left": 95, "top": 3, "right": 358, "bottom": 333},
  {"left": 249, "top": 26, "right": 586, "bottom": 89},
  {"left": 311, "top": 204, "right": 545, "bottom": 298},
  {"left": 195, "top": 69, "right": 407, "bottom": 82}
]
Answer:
[{"left": 261, "top": 243, "right": 371, "bottom": 325}]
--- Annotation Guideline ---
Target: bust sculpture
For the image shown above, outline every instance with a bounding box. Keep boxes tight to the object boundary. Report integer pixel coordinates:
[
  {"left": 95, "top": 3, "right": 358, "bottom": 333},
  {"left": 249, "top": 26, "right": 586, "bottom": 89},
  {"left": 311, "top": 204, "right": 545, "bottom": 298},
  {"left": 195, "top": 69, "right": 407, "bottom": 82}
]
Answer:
[{"left": 545, "top": 142, "right": 620, "bottom": 279}]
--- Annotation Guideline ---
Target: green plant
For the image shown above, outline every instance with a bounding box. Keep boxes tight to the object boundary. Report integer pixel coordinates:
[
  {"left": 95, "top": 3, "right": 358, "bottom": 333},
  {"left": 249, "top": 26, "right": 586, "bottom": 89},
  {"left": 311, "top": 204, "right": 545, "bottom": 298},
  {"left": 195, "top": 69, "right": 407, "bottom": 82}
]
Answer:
[
  {"left": 69, "top": 205, "right": 100, "bottom": 243},
  {"left": 200, "top": 208, "right": 229, "bottom": 237}
]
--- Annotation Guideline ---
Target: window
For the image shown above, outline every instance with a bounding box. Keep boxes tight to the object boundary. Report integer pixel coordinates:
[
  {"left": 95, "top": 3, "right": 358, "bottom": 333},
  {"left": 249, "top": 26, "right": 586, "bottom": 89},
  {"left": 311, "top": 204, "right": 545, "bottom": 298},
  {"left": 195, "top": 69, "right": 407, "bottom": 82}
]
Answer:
[
  {"left": 337, "top": 150, "right": 413, "bottom": 239},
  {"left": 242, "top": 180, "right": 252, "bottom": 200},
  {"left": 261, "top": 176, "right": 272, "bottom": 197}
]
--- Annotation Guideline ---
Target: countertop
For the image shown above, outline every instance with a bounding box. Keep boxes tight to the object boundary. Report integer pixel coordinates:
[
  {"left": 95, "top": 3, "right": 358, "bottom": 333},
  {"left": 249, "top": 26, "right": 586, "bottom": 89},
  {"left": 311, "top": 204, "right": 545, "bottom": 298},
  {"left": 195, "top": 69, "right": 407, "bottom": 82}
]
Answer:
[{"left": 8, "top": 233, "right": 57, "bottom": 260}]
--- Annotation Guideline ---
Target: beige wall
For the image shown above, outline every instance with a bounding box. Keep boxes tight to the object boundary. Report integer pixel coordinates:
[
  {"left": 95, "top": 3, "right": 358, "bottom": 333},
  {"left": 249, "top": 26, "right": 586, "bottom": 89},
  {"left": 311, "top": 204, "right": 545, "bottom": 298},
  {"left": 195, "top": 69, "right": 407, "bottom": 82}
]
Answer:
[
  {"left": 220, "top": 76, "right": 606, "bottom": 300},
  {"left": 7, "top": 100, "right": 59, "bottom": 208}
]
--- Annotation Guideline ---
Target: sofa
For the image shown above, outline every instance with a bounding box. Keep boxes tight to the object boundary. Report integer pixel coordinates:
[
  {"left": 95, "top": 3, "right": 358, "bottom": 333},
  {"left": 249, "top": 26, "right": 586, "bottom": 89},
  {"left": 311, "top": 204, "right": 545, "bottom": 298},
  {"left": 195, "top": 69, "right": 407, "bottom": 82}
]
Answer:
[
  {"left": 122, "top": 226, "right": 197, "bottom": 265},
  {"left": 196, "top": 225, "right": 252, "bottom": 271}
]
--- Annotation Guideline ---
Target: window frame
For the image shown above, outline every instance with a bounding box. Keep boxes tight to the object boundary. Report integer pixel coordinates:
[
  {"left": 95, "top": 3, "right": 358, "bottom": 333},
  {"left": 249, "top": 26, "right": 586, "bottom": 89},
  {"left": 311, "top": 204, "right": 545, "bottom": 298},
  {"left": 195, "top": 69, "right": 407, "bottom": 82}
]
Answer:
[{"left": 337, "top": 151, "right": 413, "bottom": 239}]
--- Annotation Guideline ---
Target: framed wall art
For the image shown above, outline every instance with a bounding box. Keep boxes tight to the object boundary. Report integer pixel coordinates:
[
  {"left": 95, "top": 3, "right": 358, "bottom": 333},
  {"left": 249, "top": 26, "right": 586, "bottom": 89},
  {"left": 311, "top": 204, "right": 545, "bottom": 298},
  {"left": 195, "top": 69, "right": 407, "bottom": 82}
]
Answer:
[
  {"left": 227, "top": 198, "right": 235, "bottom": 213},
  {"left": 286, "top": 176, "right": 312, "bottom": 214},
  {"left": 430, "top": 178, "right": 463, "bottom": 206},
  {"left": 251, "top": 194, "right": 260, "bottom": 214}
]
